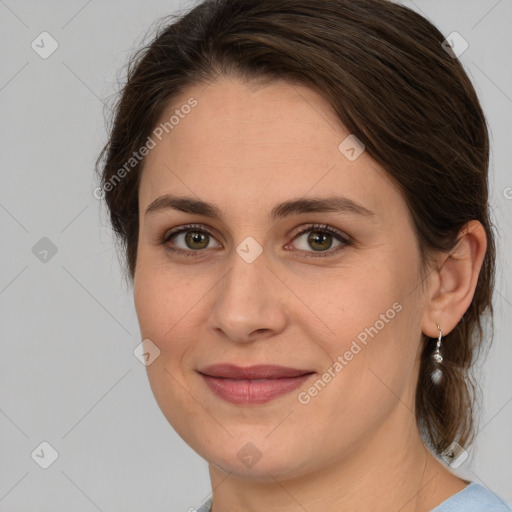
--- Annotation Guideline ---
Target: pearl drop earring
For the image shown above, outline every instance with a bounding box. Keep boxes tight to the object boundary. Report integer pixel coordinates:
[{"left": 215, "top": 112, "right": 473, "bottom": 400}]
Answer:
[{"left": 431, "top": 324, "right": 443, "bottom": 384}]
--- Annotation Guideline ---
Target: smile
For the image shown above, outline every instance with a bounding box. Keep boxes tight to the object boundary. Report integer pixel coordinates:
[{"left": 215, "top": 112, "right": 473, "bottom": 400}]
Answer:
[{"left": 198, "top": 364, "right": 316, "bottom": 405}]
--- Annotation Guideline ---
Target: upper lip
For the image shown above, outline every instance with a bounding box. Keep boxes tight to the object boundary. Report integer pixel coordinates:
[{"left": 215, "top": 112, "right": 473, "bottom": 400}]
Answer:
[{"left": 198, "top": 364, "right": 314, "bottom": 380}]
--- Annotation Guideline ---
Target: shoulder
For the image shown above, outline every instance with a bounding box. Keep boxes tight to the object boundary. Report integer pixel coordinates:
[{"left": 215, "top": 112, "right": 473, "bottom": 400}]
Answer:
[
  {"left": 431, "top": 482, "right": 512, "bottom": 512},
  {"left": 195, "top": 497, "right": 212, "bottom": 512},
  {"left": 191, "top": 485, "right": 512, "bottom": 512}
]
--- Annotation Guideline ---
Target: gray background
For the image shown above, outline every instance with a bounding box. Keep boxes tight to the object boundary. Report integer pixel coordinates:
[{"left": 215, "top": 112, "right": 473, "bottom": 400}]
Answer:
[{"left": 0, "top": 0, "right": 511, "bottom": 510}]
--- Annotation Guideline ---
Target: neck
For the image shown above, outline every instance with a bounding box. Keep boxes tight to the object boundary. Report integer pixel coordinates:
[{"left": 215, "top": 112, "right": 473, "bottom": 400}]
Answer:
[{"left": 207, "top": 405, "right": 467, "bottom": 512}]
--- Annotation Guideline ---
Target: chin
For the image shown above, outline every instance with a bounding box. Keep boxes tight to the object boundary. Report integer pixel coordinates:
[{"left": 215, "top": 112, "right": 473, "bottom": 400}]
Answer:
[
  {"left": 209, "top": 453, "right": 306, "bottom": 481},
  {"left": 190, "top": 432, "right": 320, "bottom": 482}
]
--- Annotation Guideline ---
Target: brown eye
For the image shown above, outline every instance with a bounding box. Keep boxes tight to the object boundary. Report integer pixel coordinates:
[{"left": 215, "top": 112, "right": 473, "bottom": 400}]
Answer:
[
  {"left": 289, "top": 224, "right": 350, "bottom": 257},
  {"left": 183, "top": 230, "right": 210, "bottom": 250},
  {"left": 162, "top": 224, "right": 222, "bottom": 255},
  {"left": 307, "top": 231, "right": 334, "bottom": 251}
]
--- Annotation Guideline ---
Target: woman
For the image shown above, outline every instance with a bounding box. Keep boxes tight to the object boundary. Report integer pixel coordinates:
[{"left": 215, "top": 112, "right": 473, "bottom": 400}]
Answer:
[{"left": 96, "top": 0, "right": 511, "bottom": 510}]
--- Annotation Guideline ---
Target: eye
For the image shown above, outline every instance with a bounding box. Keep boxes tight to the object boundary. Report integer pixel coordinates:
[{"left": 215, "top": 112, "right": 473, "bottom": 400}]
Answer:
[
  {"left": 287, "top": 224, "right": 350, "bottom": 257},
  {"left": 161, "top": 224, "right": 221, "bottom": 256},
  {"left": 159, "top": 223, "right": 351, "bottom": 258}
]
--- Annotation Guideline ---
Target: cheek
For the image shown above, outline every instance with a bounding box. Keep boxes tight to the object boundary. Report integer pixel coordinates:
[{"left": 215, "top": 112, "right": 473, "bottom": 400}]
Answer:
[
  {"left": 297, "top": 303, "right": 420, "bottom": 460},
  {"left": 133, "top": 257, "right": 215, "bottom": 400},
  {"left": 134, "top": 262, "right": 209, "bottom": 443},
  {"left": 304, "top": 261, "right": 402, "bottom": 346},
  {"left": 133, "top": 270, "right": 169, "bottom": 342},
  {"left": 303, "top": 257, "right": 421, "bottom": 404},
  {"left": 133, "top": 253, "right": 199, "bottom": 343}
]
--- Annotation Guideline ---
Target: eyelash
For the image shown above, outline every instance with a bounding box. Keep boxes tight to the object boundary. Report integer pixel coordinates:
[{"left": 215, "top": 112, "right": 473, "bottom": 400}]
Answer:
[{"left": 159, "top": 223, "right": 352, "bottom": 258}]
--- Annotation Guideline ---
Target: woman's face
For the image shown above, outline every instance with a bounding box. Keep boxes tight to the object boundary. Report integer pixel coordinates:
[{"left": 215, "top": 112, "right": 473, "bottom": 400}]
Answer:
[{"left": 133, "top": 76, "right": 430, "bottom": 479}]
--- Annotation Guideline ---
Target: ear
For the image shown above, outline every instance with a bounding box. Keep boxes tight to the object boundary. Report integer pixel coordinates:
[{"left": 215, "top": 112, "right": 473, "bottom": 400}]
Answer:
[{"left": 421, "top": 220, "right": 487, "bottom": 338}]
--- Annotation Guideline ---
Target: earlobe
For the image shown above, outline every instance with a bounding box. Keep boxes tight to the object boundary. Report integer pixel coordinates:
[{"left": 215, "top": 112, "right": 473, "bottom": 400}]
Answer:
[{"left": 421, "top": 220, "right": 487, "bottom": 338}]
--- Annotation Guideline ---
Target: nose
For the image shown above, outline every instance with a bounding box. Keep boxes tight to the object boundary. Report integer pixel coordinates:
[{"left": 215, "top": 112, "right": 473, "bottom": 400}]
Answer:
[{"left": 207, "top": 246, "right": 288, "bottom": 343}]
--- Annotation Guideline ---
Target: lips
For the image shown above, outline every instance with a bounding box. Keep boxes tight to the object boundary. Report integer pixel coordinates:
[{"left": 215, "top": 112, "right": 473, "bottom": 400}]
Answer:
[
  {"left": 200, "top": 364, "right": 312, "bottom": 379},
  {"left": 198, "top": 364, "right": 315, "bottom": 405}
]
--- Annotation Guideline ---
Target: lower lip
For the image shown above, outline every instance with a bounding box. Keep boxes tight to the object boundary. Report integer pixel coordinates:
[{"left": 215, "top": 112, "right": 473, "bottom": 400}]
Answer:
[{"left": 200, "top": 373, "right": 315, "bottom": 405}]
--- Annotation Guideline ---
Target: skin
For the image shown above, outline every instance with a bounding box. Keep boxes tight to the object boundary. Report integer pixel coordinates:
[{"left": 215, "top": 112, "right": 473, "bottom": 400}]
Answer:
[{"left": 133, "top": 76, "right": 487, "bottom": 511}]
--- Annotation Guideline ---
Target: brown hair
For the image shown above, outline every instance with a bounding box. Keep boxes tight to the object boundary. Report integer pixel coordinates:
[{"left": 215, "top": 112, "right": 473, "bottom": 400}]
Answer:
[{"left": 96, "top": 0, "right": 495, "bottom": 455}]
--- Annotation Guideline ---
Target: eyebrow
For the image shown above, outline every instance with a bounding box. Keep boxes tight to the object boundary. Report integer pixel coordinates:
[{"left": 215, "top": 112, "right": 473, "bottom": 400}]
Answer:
[{"left": 145, "top": 194, "right": 375, "bottom": 221}]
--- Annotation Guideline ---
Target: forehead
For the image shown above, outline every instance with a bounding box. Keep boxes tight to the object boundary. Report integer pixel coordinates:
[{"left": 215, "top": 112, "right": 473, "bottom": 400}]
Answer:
[{"left": 138, "top": 77, "right": 403, "bottom": 222}]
